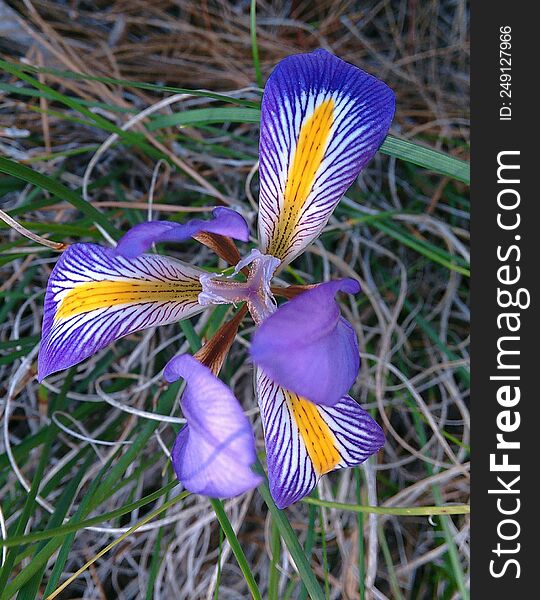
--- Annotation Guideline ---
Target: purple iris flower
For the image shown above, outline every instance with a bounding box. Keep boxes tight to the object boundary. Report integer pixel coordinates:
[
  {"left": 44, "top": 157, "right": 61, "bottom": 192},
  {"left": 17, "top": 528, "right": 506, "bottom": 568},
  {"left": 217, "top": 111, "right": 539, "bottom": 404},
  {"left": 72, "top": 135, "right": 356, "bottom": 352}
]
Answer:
[{"left": 38, "top": 49, "right": 393, "bottom": 508}]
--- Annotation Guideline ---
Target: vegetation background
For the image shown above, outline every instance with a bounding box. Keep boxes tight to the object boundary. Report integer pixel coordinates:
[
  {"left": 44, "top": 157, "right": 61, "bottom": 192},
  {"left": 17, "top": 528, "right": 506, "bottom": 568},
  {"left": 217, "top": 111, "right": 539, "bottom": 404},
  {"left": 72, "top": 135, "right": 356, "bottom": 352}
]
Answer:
[{"left": 0, "top": 1, "right": 470, "bottom": 598}]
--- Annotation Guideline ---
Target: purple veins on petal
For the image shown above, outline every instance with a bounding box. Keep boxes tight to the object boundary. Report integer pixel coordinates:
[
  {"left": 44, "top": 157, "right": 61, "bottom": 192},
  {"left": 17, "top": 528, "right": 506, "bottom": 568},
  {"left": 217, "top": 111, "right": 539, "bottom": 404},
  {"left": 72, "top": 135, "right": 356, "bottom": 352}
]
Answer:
[
  {"left": 116, "top": 207, "right": 250, "bottom": 258},
  {"left": 38, "top": 243, "right": 205, "bottom": 381},
  {"left": 258, "top": 48, "right": 395, "bottom": 265},
  {"left": 250, "top": 278, "right": 361, "bottom": 406},
  {"left": 164, "top": 354, "right": 262, "bottom": 498},
  {"left": 256, "top": 369, "right": 385, "bottom": 509}
]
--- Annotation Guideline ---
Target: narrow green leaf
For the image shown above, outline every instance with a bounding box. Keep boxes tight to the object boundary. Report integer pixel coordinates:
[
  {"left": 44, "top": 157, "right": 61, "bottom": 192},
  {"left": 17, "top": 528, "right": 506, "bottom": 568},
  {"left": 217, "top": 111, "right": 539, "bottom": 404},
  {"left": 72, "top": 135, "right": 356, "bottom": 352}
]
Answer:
[
  {"left": 1, "top": 59, "right": 469, "bottom": 185},
  {"left": 372, "top": 220, "right": 470, "bottom": 276},
  {"left": 2, "top": 60, "right": 259, "bottom": 107},
  {"left": 0, "top": 82, "right": 135, "bottom": 114},
  {"left": 255, "top": 462, "right": 325, "bottom": 600},
  {"left": 380, "top": 136, "right": 470, "bottom": 184},
  {"left": 209, "top": 499, "right": 262, "bottom": 600},
  {"left": 5, "top": 450, "right": 121, "bottom": 599},
  {"left": 179, "top": 320, "right": 203, "bottom": 352},
  {"left": 16, "top": 452, "right": 93, "bottom": 600},
  {"left": 146, "top": 101, "right": 469, "bottom": 185},
  {"left": 0, "top": 370, "right": 74, "bottom": 594},
  {"left": 268, "top": 517, "right": 281, "bottom": 600},
  {"left": 298, "top": 500, "right": 317, "bottom": 600},
  {"left": 355, "top": 469, "right": 366, "bottom": 600},
  {"left": 0, "top": 336, "right": 40, "bottom": 351},
  {"left": 2, "top": 482, "right": 178, "bottom": 549},
  {"left": 147, "top": 107, "right": 261, "bottom": 131},
  {"left": 145, "top": 517, "right": 167, "bottom": 600},
  {"left": 378, "top": 526, "right": 405, "bottom": 600},
  {"left": 302, "top": 497, "right": 470, "bottom": 516},
  {"left": 43, "top": 492, "right": 190, "bottom": 600},
  {"left": 250, "top": 0, "right": 263, "bottom": 88},
  {"left": 0, "top": 157, "right": 119, "bottom": 240},
  {"left": 41, "top": 452, "right": 133, "bottom": 597}
]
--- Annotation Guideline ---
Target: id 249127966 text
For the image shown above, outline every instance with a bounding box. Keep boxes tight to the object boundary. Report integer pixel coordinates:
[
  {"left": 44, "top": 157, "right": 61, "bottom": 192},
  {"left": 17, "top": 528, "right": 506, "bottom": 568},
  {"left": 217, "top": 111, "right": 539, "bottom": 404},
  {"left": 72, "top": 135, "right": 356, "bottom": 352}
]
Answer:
[{"left": 499, "top": 26, "right": 512, "bottom": 121}]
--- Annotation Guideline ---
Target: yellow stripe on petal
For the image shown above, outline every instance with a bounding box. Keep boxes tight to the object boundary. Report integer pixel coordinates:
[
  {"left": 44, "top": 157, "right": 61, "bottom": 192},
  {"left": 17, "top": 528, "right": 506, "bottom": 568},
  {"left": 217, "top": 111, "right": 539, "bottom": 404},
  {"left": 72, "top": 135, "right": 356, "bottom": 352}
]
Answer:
[
  {"left": 268, "top": 99, "right": 334, "bottom": 258},
  {"left": 55, "top": 279, "right": 202, "bottom": 321},
  {"left": 259, "top": 51, "right": 395, "bottom": 268},
  {"left": 286, "top": 391, "right": 340, "bottom": 475}
]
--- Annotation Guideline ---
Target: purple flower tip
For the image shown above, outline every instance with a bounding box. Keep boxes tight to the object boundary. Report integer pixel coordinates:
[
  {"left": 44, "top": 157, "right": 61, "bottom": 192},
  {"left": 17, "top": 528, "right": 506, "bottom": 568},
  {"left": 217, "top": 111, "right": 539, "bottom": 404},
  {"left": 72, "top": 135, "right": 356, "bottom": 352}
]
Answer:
[
  {"left": 116, "top": 207, "right": 250, "bottom": 258},
  {"left": 339, "top": 278, "right": 361, "bottom": 295},
  {"left": 163, "top": 353, "right": 193, "bottom": 383}
]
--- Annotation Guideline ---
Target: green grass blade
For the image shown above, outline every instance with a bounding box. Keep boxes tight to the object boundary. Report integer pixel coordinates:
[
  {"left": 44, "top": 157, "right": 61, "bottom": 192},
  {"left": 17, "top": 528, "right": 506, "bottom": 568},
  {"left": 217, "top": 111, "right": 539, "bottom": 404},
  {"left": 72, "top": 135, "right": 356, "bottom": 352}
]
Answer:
[
  {"left": 250, "top": 0, "right": 263, "bottom": 88},
  {"left": 209, "top": 499, "right": 263, "bottom": 600},
  {"left": 2, "top": 465, "right": 114, "bottom": 600},
  {"left": 378, "top": 526, "right": 405, "bottom": 600},
  {"left": 268, "top": 517, "right": 281, "bottom": 600},
  {"left": 379, "top": 136, "right": 470, "bottom": 184},
  {"left": 255, "top": 463, "right": 325, "bottom": 600},
  {"left": 4, "top": 61, "right": 259, "bottom": 107},
  {"left": 0, "top": 157, "right": 119, "bottom": 240},
  {"left": 2, "top": 482, "right": 178, "bottom": 549},
  {"left": 147, "top": 107, "right": 261, "bottom": 130},
  {"left": 0, "top": 370, "right": 74, "bottom": 594},
  {"left": 151, "top": 109, "right": 468, "bottom": 185},
  {"left": 43, "top": 492, "right": 190, "bottom": 600},
  {"left": 355, "top": 469, "right": 366, "bottom": 600},
  {"left": 145, "top": 522, "right": 166, "bottom": 600},
  {"left": 147, "top": 102, "right": 469, "bottom": 185},
  {"left": 372, "top": 220, "right": 470, "bottom": 276},
  {"left": 302, "top": 497, "right": 470, "bottom": 516},
  {"left": 16, "top": 452, "right": 93, "bottom": 600},
  {"left": 298, "top": 501, "right": 317, "bottom": 600},
  {"left": 1, "top": 59, "right": 469, "bottom": 186}
]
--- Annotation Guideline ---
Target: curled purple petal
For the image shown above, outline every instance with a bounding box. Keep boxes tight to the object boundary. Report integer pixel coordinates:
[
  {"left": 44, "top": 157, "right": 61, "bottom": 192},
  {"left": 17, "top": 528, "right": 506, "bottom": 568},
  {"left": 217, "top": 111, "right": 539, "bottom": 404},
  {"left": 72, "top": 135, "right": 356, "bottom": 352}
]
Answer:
[
  {"left": 116, "top": 207, "right": 250, "bottom": 258},
  {"left": 250, "top": 279, "right": 360, "bottom": 406},
  {"left": 165, "top": 354, "right": 262, "bottom": 498}
]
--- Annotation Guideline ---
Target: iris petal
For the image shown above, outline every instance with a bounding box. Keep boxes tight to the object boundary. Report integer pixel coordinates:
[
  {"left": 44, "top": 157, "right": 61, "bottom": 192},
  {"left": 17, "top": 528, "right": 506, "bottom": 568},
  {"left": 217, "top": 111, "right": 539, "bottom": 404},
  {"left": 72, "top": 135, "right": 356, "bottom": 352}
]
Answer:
[
  {"left": 258, "top": 49, "right": 395, "bottom": 265},
  {"left": 250, "top": 279, "right": 360, "bottom": 406},
  {"left": 257, "top": 370, "right": 385, "bottom": 509},
  {"left": 165, "top": 354, "right": 262, "bottom": 498},
  {"left": 38, "top": 244, "right": 204, "bottom": 380},
  {"left": 116, "top": 207, "right": 250, "bottom": 258}
]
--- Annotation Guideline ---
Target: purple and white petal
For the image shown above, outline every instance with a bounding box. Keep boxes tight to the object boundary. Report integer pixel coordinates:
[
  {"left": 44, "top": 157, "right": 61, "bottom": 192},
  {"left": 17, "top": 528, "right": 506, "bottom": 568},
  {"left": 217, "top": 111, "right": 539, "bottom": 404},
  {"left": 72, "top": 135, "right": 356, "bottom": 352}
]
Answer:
[
  {"left": 38, "top": 244, "right": 205, "bottom": 380},
  {"left": 116, "top": 207, "right": 250, "bottom": 258},
  {"left": 250, "top": 279, "right": 360, "bottom": 406},
  {"left": 165, "top": 354, "right": 262, "bottom": 498},
  {"left": 257, "top": 370, "right": 385, "bottom": 509},
  {"left": 258, "top": 49, "right": 395, "bottom": 265}
]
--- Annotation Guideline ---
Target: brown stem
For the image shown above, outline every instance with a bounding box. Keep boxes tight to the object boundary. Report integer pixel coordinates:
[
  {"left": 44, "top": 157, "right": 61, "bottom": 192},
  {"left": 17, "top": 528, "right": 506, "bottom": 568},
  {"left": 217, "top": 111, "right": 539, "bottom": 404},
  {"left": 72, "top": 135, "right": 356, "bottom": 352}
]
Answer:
[
  {"left": 194, "top": 304, "right": 248, "bottom": 375},
  {"left": 270, "top": 284, "right": 317, "bottom": 299},
  {"left": 192, "top": 231, "right": 251, "bottom": 276},
  {"left": 0, "top": 208, "right": 67, "bottom": 251}
]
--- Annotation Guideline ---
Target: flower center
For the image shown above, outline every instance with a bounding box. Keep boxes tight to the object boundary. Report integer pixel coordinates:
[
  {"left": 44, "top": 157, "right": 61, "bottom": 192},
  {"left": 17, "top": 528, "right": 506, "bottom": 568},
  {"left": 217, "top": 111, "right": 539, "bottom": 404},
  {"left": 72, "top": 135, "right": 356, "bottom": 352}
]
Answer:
[{"left": 198, "top": 249, "right": 281, "bottom": 325}]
